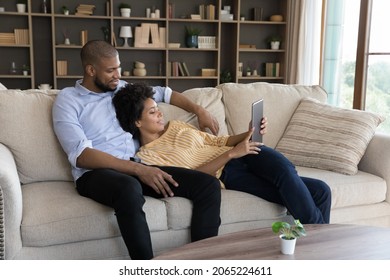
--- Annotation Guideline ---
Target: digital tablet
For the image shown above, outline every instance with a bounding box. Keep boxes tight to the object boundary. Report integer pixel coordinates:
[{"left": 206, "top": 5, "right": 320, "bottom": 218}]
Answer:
[{"left": 251, "top": 99, "right": 263, "bottom": 143}]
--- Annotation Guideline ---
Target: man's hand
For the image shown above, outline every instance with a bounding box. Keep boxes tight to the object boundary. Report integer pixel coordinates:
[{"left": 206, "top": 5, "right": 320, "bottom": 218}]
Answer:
[
  {"left": 197, "top": 107, "right": 219, "bottom": 135},
  {"left": 136, "top": 165, "right": 179, "bottom": 198}
]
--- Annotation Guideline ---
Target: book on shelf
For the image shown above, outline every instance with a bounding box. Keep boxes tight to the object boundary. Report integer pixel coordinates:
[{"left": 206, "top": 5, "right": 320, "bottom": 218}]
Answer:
[
  {"left": 80, "top": 30, "right": 88, "bottom": 46},
  {"left": 253, "top": 7, "right": 263, "bottom": 21},
  {"left": 182, "top": 62, "right": 190, "bottom": 76},
  {"left": 199, "top": 4, "right": 215, "bottom": 20},
  {"left": 168, "top": 3, "right": 175, "bottom": 18},
  {"left": 265, "top": 62, "right": 280, "bottom": 77},
  {"left": 0, "top": 33, "right": 15, "bottom": 44},
  {"left": 169, "top": 62, "right": 190, "bottom": 76},
  {"left": 178, "top": 62, "right": 185, "bottom": 76},
  {"left": 56, "top": 60, "right": 68, "bottom": 76}
]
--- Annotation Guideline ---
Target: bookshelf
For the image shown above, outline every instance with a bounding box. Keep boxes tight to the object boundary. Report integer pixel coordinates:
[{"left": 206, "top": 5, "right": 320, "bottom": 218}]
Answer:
[{"left": 0, "top": 0, "right": 288, "bottom": 91}]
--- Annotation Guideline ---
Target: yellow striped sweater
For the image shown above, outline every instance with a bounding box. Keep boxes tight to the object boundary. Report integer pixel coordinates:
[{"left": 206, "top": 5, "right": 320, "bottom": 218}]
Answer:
[{"left": 136, "top": 120, "right": 232, "bottom": 178}]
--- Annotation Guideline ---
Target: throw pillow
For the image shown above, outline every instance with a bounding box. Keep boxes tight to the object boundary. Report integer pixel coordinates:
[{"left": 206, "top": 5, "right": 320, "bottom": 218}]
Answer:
[{"left": 275, "top": 98, "right": 385, "bottom": 175}]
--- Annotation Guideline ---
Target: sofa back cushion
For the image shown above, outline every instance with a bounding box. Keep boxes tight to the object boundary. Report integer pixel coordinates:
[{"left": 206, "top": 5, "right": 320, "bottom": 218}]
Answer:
[
  {"left": 218, "top": 82, "right": 327, "bottom": 148},
  {"left": 158, "top": 87, "right": 228, "bottom": 136},
  {"left": 0, "top": 90, "right": 73, "bottom": 184}
]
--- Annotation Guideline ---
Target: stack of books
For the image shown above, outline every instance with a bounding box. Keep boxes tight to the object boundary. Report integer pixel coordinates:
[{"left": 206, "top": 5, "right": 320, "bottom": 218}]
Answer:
[
  {"left": 265, "top": 62, "right": 280, "bottom": 77},
  {"left": 75, "top": 4, "right": 95, "bottom": 16},
  {"left": 0, "top": 33, "right": 16, "bottom": 44}
]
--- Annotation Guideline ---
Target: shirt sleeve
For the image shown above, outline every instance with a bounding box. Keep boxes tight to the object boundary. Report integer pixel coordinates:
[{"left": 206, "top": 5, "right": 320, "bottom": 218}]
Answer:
[
  {"left": 152, "top": 86, "right": 172, "bottom": 104},
  {"left": 52, "top": 90, "right": 92, "bottom": 168}
]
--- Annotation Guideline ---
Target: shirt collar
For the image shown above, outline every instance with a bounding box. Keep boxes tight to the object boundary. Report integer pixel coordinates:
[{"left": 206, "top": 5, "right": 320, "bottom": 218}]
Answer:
[{"left": 75, "top": 79, "right": 126, "bottom": 96}]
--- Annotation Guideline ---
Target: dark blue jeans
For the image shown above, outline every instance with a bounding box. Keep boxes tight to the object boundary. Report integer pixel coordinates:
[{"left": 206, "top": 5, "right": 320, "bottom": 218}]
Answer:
[
  {"left": 220, "top": 145, "right": 331, "bottom": 224},
  {"left": 76, "top": 166, "right": 221, "bottom": 260}
]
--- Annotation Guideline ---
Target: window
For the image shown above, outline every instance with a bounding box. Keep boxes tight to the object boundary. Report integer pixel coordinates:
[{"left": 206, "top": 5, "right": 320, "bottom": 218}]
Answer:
[
  {"left": 364, "top": 0, "right": 390, "bottom": 133},
  {"left": 322, "top": 0, "right": 389, "bottom": 134}
]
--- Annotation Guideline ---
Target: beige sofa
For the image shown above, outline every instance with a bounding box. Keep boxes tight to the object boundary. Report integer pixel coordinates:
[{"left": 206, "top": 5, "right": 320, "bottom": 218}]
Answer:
[{"left": 1, "top": 82, "right": 389, "bottom": 260}]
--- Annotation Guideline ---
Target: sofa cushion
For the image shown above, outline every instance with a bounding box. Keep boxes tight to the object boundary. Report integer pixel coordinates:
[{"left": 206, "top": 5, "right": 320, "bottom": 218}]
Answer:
[
  {"left": 297, "top": 166, "right": 387, "bottom": 209},
  {"left": 158, "top": 87, "right": 228, "bottom": 136},
  {"left": 161, "top": 189, "right": 287, "bottom": 230},
  {"left": 276, "top": 98, "right": 385, "bottom": 175},
  {"left": 218, "top": 82, "right": 327, "bottom": 148},
  {"left": 0, "top": 89, "right": 72, "bottom": 184},
  {"left": 21, "top": 181, "right": 168, "bottom": 247}
]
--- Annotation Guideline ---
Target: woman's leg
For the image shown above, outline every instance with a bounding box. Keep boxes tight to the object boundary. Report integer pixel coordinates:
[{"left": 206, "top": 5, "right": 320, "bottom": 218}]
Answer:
[
  {"left": 221, "top": 146, "right": 331, "bottom": 224},
  {"left": 143, "top": 166, "right": 221, "bottom": 242},
  {"left": 301, "top": 177, "right": 331, "bottom": 223},
  {"left": 76, "top": 169, "right": 153, "bottom": 260}
]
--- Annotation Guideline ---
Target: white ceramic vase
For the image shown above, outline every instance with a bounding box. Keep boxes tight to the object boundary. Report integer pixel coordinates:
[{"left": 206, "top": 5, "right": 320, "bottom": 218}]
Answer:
[
  {"left": 120, "top": 8, "right": 131, "bottom": 17},
  {"left": 279, "top": 235, "right": 296, "bottom": 255}
]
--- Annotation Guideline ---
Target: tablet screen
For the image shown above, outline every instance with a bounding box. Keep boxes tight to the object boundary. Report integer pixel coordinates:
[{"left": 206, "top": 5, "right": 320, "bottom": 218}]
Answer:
[{"left": 251, "top": 99, "right": 263, "bottom": 143}]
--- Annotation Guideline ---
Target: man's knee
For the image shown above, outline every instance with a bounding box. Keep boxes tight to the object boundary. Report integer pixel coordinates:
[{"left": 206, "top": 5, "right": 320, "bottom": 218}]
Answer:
[{"left": 114, "top": 176, "right": 145, "bottom": 207}]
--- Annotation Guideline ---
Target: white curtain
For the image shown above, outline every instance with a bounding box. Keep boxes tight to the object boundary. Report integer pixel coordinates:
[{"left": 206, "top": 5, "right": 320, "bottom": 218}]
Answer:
[{"left": 287, "top": 0, "right": 323, "bottom": 85}]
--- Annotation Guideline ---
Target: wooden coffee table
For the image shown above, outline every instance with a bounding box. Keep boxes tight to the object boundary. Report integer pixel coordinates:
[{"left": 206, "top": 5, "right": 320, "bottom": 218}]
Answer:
[{"left": 154, "top": 224, "right": 390, "bottom": 259}]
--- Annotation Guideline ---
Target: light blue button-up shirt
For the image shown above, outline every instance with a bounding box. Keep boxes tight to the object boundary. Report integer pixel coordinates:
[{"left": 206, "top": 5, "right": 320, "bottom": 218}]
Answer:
[{"left": 52, "top": 80, "right": 172, "bottom": 181}]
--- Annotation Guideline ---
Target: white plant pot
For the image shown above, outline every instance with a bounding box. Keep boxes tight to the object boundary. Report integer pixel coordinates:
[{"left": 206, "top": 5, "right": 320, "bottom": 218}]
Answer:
[
  {"left": 120, "top": 8, "right": 131, "bottom": 17},
  {"left": 16, "top": 3, "right": 26, "bottom": 13},
  {"left": 270, "top": 41, "right": 280, "bottom": 50},
  {"left": 279, "top": 235, "right": 296, "bottom": 255}
]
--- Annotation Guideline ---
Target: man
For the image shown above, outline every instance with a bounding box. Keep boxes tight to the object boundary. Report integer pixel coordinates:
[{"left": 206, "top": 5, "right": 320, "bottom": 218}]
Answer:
[{"left": 52, "top": 40, "right": 221, "bottom": 260}]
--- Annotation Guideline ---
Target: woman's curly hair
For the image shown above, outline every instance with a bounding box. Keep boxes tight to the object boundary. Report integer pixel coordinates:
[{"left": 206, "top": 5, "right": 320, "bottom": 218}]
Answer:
[{"left": 113, "top": 83, "right": 154, "bottom": 139}]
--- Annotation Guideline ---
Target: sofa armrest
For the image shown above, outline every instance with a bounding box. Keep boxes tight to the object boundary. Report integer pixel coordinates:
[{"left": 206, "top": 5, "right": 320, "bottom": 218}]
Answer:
[
  {"left": 359, "top": 133, "right": 390, "bottom": 202},
  {"left": 0, "top": 143, "right": 23, "bottom": 259}
]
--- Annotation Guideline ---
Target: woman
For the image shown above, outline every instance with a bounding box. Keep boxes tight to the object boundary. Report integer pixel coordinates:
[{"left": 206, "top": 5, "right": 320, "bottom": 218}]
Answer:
[{"left": 113, "top": 83, "right": 332, "bottom": 224}]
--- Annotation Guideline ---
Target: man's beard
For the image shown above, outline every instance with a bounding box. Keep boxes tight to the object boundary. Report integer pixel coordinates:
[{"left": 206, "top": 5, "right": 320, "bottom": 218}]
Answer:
[{"left": 94, "top": 76, "right": 116, "bottom": 92}]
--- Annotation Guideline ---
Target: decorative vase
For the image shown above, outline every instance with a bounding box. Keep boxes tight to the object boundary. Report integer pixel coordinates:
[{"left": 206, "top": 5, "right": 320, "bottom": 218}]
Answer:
[
  {"left": 133, "top": 68, "right": 146, "bottom": 76},
  {"left": 120, "top": 8, "right": 131, "bottom": 17},
  {"left": 186, "top": 35, "right": 198, "bottom": 48},
  {"left": 279, "top": 235, "right": 296, "bottom": 255},
  {"left": 64, "top": 38, "right": 70, "bottom": 45},
  {"left": 270, "top": 41, "right": 280, "bottom": 50}
]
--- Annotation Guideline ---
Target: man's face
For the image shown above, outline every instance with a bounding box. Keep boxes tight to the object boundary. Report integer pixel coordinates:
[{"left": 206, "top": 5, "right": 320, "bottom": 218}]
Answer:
[{"left": 92, "top": 56, "right": 121, "bottom": 92}]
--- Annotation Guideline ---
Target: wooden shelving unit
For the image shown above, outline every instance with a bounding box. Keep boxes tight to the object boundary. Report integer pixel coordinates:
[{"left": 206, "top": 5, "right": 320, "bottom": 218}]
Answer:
[{"left": 0, "top": 0, "right": 288, "bottom": 91}]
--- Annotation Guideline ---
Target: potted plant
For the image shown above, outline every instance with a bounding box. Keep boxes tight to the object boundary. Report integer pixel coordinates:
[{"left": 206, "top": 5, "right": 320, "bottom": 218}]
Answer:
[
  {"left": 119, "top": 3, "right": 131, "bottom": 17},
  {"left": 16, "top": 0, "right": 27, "bottom": 13},
  {"left": 266, "top": 35, "right": 282, "bottom": 50},
  {"left": 61, "top": 6, "right": 69, "bottom": 15},
  {"left": 272, "top": 219, "right": 306, "bottom": 255},
  {"left": 185, "top": 26, "right": 202, "bottom": 48},
  {"left": 22, "top": 64, "right": 30, "bottom": 76}
]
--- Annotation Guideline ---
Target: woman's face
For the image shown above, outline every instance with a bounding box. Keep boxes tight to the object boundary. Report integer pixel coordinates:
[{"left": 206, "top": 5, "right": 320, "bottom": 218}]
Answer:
[{"left": 136, "top": 98, "right": 165, "bottom": 134}]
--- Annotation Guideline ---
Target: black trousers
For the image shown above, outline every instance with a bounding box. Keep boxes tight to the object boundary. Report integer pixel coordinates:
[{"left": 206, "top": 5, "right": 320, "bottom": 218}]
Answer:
[{"left": 76, "top": 166, "right": 221, "bottom": 260}]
